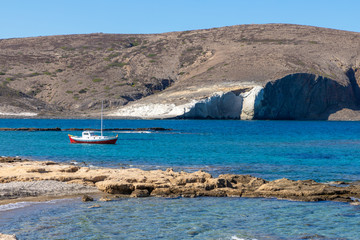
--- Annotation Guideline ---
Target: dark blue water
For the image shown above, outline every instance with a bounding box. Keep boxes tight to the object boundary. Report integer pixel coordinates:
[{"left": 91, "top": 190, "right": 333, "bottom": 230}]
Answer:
[
  {"left": 1, "top": 119, "right": 360, "bottom": 239},
  {"left": 1, "top": 119, "right": 360, "bottom": 182}
]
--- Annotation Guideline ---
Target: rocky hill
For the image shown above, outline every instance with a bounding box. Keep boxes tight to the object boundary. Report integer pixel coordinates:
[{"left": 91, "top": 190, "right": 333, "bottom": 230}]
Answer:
[{"left": 1, "top": 24, "right": 360, "bottom": 120}]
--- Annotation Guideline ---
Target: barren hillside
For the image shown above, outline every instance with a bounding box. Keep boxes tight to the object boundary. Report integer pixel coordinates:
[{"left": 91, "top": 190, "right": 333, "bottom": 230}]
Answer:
[{"left": 0, "top": 24, "right": 359, "bottom": 119}]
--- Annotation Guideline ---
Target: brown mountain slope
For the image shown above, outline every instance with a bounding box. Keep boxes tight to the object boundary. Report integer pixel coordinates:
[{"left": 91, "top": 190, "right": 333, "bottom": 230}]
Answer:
[
  {"left": 0, "top": 84, "right": 56, "bottom": 116},
  {"left": 0, "top": 24, "right": 360, "bottom": 119}
]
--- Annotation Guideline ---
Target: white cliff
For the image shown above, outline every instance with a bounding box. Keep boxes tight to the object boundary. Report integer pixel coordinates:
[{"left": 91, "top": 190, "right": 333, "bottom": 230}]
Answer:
[
  {"left": 184, "top": 92, "right": 243, "bottom": 119},
  {"left": 240, "top": 86, "right": 264, "bottom": 120},
  {"left": 108, "top": 102, "right": 195, "bottom": 119},
  {"left": 0, "top": 105, "right": 38, "bottom": 117},
  {"left": 108, "top": 85, "right": 264, "bottom": 120}
]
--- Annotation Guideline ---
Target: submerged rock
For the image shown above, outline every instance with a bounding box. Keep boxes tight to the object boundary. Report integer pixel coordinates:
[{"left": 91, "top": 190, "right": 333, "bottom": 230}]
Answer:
[
  {"left": 88, "top": 204, "right": 101, "bottom": 209},
  {"left": 82, "top": 195, "right": 94, "bottom": 202},
  {"left": 99, "top": 196, "right": 112, "bottom": 202}
]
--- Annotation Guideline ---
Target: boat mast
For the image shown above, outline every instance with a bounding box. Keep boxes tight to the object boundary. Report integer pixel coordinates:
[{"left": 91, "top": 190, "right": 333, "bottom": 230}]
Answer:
[{"left": 101, "top": 101, "right": 103, "bottom": 136}]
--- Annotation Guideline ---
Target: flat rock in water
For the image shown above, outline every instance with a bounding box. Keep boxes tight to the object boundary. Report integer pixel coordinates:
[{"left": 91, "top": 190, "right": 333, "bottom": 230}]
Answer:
[{"left": 1, "top": 159, "right": 360, "bottom": 204}]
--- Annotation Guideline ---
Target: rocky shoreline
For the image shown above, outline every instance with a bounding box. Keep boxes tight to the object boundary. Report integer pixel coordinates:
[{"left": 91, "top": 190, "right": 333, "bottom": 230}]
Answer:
[{"left": 1, "top": 156, "right": 360, "bottom": 205}]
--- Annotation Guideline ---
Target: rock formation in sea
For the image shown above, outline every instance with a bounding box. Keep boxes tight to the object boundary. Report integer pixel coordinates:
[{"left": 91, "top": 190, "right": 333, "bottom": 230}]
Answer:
[
  {"left": 0, "top": 24, "right": 360, "bottom": 120},
  {"left": 1, "top": 157, "right": 360, "bottom": 204}
]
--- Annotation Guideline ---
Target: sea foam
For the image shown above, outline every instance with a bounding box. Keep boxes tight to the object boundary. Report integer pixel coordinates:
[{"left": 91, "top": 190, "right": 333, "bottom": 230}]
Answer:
[{"left": 0, "top": 200, "right": 61, "bottom": 212}]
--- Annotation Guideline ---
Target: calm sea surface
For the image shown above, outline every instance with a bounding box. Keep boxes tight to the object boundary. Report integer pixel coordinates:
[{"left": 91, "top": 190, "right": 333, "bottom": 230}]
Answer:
[{"left": 1, "top": 119, "right": 360, "bottom": 239}]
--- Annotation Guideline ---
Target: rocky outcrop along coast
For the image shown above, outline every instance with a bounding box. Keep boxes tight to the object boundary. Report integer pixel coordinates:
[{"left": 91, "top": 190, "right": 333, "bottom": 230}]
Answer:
[{"left": 1, "top": 157, "right": 360, "bottom": 204}]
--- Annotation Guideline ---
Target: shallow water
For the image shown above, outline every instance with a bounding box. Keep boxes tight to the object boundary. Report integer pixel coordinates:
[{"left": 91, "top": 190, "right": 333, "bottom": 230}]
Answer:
[
  {"left": 1, "top": 119, "right": 360, "bottom": 239},
  {"left": 1, "top": 197, "right": 360, "bottom": 239}
]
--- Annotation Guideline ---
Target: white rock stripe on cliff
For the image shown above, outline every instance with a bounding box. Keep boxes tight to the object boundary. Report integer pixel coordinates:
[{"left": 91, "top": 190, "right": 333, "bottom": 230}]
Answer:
[{"left": 109, "top": 86, "right": 264, "bottom": 119}]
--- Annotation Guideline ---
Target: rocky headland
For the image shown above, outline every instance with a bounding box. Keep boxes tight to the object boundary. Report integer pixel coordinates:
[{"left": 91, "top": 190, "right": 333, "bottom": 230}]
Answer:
[
  {"left": 1, "top": 156, "right": 360, "bottom": 204},
  {"left": 1, "top": 24, "right": 360, "bottom": 120}
]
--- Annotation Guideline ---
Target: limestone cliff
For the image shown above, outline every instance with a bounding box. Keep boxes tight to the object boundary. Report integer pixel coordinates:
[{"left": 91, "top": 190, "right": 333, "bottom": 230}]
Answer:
[
  {"left": 110, "top": 71, "right": 360, "bottom": 120},
  {"left": 255, "top": 73, "right": 360, "bottom": 120}
]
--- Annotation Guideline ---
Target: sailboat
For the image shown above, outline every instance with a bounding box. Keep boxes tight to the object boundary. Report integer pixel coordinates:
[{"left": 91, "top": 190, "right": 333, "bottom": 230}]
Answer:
[{"left": 68, "top": 101, "right": 118, "bottom": 144}]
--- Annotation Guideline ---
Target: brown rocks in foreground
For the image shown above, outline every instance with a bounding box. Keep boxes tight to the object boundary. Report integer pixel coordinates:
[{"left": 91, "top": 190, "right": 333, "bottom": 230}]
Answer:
[
  {"left": 81, "top": 195, "right": 94, "bottom": 202},
  {"left": 0, "top": 157, "right": 22, "bottom": 163},
  {"left": 0, "top": 233, "right": 17, "bottom": 240},
  {"left": 1, "top": 157, "right": 360, "bottom": 204}
]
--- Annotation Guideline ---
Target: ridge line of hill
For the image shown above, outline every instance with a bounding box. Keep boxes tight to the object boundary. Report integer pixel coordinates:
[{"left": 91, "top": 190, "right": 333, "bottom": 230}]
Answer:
[{"left": 1, "top": 24, "right": 360, "bottom": 120}]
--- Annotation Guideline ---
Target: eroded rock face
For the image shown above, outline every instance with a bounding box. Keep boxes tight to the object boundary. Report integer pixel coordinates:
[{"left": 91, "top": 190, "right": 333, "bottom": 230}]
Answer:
[
  {"left": 240, "top": 86, "right": 264, "bottom": 120},
  {"left": 162, "top": 71, "right": 360, "bottom": 120},
  {"left": 130, "top": 189, "right": 150, "bottom": 198},
  {"left": 117, "top": 70, "right": 360, "bottom": 120},
  {"left": 1, "top": 158, "right": 360, "bottom": 203},
  {"left": 185, "top": 92, "right": 243, "bottom": 119},
  {"left": 96, "top": 181, "right": 135, "bottom": 194},
  {"left": 255, "top": 73, "right": 358, "bottom": 120}
]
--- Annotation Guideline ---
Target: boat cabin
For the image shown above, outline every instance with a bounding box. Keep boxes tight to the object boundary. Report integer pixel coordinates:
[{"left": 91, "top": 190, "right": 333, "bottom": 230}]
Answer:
[{"left": 82, "top": 131, "right": 98, "bottom": 138}]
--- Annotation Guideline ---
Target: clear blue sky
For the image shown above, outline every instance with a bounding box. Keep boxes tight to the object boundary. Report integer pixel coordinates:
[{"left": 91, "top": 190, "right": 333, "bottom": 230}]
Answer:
[{"left": 1, "top": 0, "right": 359, "bottom": 39}]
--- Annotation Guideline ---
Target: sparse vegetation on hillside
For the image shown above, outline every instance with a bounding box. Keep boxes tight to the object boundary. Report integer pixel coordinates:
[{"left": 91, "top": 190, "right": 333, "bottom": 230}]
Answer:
[
  {"left": 107, "top": 62, "right": 128, "bottom": 68},
  {"left": 0, "top": 24, "right": 359, "bottom": 116},
  {"left": 92, "top": 78, "right": 103, "bottom": 83}
]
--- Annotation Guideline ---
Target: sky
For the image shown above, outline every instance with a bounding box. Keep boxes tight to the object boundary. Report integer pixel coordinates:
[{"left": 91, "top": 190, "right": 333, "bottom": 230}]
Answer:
[{"left": 1, "top": 0, "right": 359, "bottom": 39}]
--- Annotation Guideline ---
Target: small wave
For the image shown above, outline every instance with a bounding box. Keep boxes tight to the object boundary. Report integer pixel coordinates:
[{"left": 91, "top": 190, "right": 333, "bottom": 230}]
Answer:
[
  {"left": 119, "top": 131, "right": 152, "bottom": 134},
  {"left": 231, "top": 236, "right": 257, "bottom": 240},
  {"left": 324, "top": 181, "right": 350, "bottom": 187},
  {"left": 0, "top": 202, "right": 35, "bottom": 211},
  {"left": 350, "top": 197, "right": 360, "bottom": 202},
  {"left": 231, "top": 237, "right": 245, "bottom": 240},
  {"left": 0, "top": 199, "right": 62, "bottom": 212}
]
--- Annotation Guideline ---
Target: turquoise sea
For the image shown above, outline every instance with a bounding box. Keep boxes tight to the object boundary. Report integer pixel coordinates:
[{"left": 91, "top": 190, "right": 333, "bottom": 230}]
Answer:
[{"left": 1, "top": 119, "right": 360, "bottom": 239}]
